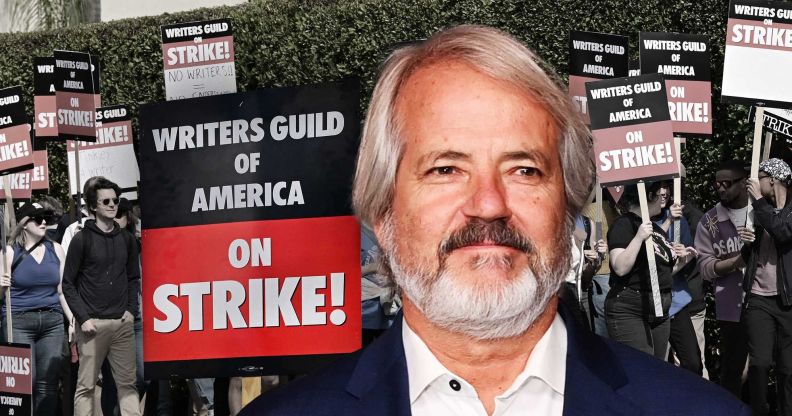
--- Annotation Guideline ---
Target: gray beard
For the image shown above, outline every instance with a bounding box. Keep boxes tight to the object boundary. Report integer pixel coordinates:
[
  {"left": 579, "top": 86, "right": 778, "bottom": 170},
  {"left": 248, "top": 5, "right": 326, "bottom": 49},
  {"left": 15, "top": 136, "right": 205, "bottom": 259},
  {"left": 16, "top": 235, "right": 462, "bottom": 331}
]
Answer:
[{"left": 380, "top": 214, "right": 572, "bottom": 340}]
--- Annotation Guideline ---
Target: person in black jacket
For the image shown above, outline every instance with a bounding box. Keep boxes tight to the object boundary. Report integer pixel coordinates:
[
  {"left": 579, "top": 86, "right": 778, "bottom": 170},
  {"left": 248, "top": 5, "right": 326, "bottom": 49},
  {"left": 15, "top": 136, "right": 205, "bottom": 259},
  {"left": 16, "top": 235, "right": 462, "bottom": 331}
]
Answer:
[
  {"left": 739, "top": 158, "right": 792, "bottom": 416},
  {"left": 62, "top": 178, "right": 141, "bottom": 416}
]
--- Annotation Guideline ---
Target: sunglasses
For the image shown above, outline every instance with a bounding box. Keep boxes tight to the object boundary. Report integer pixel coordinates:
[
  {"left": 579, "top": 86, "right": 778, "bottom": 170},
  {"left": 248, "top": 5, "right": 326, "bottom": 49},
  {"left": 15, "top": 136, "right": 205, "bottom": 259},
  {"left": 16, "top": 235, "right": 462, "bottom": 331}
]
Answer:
[
  {"left": 98, "top": 198, "right": 120, "bottom": 206},
  {"left": 28, "top": 215, "right": 54, "bottom": 226},
  {"left": 712, "top": 178, "right": 744, "bottom": 190}
]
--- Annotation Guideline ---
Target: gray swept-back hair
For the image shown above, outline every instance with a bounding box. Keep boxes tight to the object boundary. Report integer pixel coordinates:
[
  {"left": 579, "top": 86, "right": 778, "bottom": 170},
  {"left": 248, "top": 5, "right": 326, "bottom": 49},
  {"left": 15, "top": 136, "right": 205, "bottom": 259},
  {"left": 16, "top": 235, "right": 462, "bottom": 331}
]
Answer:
[{"left": 352, "top": 24, "right": 594, "bottom": 228}]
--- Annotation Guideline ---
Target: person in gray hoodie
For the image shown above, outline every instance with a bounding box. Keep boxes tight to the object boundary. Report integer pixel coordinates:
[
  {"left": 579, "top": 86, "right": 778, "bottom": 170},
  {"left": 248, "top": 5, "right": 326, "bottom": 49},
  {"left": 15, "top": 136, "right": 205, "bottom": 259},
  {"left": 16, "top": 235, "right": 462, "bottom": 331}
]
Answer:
[{"left": 62, "top": 177, "right": 140, "bottom": 416}]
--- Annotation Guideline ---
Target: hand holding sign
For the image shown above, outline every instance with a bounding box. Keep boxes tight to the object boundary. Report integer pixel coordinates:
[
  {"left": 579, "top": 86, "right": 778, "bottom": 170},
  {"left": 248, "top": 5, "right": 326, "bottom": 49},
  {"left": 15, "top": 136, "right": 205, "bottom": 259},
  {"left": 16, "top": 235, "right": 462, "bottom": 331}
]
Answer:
[
  {"left": 746, "top": 177, "right": 762, "bottom": 199},
  {"left": 636, "top": 222, "right": 654, "bottom": 241}
]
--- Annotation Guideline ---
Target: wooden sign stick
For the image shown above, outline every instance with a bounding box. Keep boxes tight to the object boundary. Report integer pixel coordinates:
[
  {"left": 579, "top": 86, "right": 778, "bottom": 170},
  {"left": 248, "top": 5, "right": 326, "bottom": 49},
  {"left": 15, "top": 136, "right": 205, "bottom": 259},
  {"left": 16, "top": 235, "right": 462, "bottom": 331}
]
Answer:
[
  {"left": 74, "top": 140, "right": 82, "bottom": 221},
  {"left": 2, "top": 176, "right": 12, "bottom": 342},
  {"left": 747, "top": 107, "right": 765, "bottom": 231},
  {"left": 673, "top": 137, "right": 682, "bottom": 244},
  {"left": 595, "top": 182, "right": 603, "bottom": 242},
  {"left": 638, "top": 181, "right": 663, "bottom": 318}
]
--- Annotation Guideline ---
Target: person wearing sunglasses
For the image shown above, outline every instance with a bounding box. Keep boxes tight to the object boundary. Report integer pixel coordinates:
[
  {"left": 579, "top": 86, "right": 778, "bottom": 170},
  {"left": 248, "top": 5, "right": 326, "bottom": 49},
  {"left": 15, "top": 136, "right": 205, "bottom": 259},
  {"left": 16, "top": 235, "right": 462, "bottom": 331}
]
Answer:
[
  {"left": 694, "top": 159, "right": 751, "bottom": 399},
  {"left": 0, "top": 202, "right": 75, "bottom": 414},
  {"left": 61, "top": 177, "right": 141, "bottom": 416},
  {"left": 736, "top": 158, "right": 792, "bottom": 416}
]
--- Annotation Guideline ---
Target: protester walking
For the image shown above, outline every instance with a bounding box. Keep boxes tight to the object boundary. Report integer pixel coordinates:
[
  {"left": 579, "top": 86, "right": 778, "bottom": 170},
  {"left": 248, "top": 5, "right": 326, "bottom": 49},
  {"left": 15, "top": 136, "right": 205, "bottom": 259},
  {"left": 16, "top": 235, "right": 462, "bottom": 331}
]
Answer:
[
  {"left": 62, "top": 178, "right": 142, "bottom": 416},
  {"left": 0, "top": 202, "right": 74, "bottom": 414}
]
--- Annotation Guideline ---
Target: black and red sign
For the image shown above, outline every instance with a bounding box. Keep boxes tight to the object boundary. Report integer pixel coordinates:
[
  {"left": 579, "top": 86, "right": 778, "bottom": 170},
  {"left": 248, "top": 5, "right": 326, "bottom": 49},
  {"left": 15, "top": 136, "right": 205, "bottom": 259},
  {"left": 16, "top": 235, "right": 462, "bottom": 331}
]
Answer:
[
  {"left": 139, "top": 79, "right": 362, "bottom": 378},
  {"left": 33, "top": 57, "right": 58, "bottom": 140},
  {"left": 640, "top": 32, "right": 711, "bottom": 135},
  {"left": 586, "top": 73, "right": 679, "bottom": 186},
  {"left": 568, "top": 31, "right": 629, "bottom": 124},
  {"left": 54, "top": 50, "right": 97, "bottom": 142},
  {"left": 0, "top": 343, "right": 32, "bottom": 416},
  {"left": 0, "top": 86, "right": 34, "bottom": 177}
]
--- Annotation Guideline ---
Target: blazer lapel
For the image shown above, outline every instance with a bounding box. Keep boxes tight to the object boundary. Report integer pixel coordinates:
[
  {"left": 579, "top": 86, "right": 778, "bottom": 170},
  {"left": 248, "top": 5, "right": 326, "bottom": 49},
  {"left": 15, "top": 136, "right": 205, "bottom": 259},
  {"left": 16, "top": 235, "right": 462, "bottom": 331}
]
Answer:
[
  {"left": 346, "top": 315, "right": 412, "bottom": 416},
  {"left": 559, "top": 303, "right": 643, "bottom": 416}
]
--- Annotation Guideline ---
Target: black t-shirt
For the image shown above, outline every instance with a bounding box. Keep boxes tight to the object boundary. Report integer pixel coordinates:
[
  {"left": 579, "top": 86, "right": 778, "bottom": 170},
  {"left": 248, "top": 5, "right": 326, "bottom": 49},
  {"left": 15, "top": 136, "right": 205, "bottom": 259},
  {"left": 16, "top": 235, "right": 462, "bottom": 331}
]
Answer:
[{"left": 608, "top": 212, "right": 676, "bottom": 292}]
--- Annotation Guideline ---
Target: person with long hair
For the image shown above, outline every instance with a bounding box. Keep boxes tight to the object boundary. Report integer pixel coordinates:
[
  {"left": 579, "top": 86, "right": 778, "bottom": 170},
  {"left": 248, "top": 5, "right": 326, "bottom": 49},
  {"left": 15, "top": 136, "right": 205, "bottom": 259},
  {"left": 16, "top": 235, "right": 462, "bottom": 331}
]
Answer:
[{"left": 0, "top": 202, "right": 74, "bottom": 414}]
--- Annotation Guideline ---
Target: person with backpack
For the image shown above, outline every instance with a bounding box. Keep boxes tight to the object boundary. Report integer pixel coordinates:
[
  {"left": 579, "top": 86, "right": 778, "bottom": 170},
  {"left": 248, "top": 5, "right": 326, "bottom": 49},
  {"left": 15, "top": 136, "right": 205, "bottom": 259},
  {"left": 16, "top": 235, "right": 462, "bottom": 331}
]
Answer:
[
  {"left": 0, "top": 201, "right": 74, "bottom": 414},
  {"left": 62, "top": 178, "right": 141, "bottom": 416}
]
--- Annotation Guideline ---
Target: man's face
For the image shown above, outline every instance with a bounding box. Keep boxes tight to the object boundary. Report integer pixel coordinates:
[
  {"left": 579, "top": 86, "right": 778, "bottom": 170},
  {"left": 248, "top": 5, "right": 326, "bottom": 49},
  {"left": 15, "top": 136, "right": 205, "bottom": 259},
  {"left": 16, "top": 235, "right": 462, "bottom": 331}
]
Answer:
[
  {"left": 94, "top": 188, "right": 118, "bottom": 222},
  {"left": 375, "top": 61, "right": 570, "bottom": 339},
  {"left": 714, "top": 169, "right": 746, "bottom": 204}
]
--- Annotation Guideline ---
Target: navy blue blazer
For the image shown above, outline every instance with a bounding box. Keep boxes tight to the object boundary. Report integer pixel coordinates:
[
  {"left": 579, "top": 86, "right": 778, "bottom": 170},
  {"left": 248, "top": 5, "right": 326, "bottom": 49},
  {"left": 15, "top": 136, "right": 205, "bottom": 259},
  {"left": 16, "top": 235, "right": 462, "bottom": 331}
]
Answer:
[{"left": 240, "top": 304, "right": 750, "bottom": 415}]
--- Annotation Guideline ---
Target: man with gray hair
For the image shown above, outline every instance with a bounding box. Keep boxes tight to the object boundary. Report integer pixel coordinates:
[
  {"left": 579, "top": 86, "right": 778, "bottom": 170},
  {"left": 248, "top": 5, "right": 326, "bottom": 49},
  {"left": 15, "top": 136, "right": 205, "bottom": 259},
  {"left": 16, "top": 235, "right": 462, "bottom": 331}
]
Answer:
[{"left": 241, "top": 25, "right": 747, "bottom": 415}]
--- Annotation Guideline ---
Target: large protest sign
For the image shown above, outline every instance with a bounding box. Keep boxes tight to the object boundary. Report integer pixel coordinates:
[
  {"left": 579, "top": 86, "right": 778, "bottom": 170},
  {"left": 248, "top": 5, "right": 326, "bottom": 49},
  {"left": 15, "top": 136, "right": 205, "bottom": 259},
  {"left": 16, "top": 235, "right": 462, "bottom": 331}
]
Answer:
[
  {"left": 0, "top": 344, "right": 32, "bottom": 416},
  {"left": 139, "top": 79, "right": 361, "bottom": 378},
  {"left": 0, "top": 87, "right": 35, "bottom": 177},
  {"left": 586, "top": 73, "right": 679, "bottom": 186},
  {"left": 161, "top": 18, "right": 236, "bottom": 101},
  {"left": 568, "top": 31, "right": 629, "bottom": 124},
  {"left": 54, "top": 50, "right": 96, "bottom": 142},
  {"left": 33, "top": 57, "right": 58, "bottom": 140},
  {"left": 67, "top": 105, "right": 139, "bottom": 199},
  {"left": 640, "top": 32, "right": 711, "bottom": 135},
  {"left": 722, "top": 0, "right": 792, "bottom": 108}
]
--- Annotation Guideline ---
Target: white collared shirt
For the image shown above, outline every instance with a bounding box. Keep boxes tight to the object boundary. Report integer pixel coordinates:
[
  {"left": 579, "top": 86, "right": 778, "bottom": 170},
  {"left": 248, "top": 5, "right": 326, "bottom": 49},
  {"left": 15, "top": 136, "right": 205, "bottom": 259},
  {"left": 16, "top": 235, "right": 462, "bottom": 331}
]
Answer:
[{"left": 402, "top": 313, "right": 567, "bottom": 416}]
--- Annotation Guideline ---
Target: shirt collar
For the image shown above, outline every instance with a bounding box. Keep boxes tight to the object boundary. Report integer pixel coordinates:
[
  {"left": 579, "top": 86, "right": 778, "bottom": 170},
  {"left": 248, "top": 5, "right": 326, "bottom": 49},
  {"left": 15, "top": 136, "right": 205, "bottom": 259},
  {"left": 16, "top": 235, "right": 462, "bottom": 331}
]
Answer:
[{"left": 402, "top": 312, "right": 567, "bottom": 404}]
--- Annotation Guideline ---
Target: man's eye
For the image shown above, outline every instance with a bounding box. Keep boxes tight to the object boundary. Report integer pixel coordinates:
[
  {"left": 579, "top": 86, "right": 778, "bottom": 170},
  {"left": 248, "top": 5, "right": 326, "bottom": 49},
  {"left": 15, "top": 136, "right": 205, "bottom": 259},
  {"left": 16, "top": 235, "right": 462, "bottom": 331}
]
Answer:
[
  {"left": 516, "top": 167, "right": 540, "bottom": 176},
  {"left": 430, "top": 166, "right": 456, "bottom": 175}
]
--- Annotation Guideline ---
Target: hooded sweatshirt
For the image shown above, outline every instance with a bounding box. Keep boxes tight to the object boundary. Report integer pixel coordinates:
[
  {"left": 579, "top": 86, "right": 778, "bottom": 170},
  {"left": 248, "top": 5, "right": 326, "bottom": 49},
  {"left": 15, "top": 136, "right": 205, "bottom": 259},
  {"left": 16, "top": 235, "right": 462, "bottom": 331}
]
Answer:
[{"left": 62, "top": 219, "right": 140, "bottom": 325}]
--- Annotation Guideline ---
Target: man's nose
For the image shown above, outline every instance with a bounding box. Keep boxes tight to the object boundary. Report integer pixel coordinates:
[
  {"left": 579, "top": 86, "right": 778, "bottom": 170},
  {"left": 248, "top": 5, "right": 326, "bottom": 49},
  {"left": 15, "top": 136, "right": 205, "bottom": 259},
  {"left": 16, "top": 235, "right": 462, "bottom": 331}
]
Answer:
[{"left": 462, "top": 174, "right": 512, "bottom": 221}]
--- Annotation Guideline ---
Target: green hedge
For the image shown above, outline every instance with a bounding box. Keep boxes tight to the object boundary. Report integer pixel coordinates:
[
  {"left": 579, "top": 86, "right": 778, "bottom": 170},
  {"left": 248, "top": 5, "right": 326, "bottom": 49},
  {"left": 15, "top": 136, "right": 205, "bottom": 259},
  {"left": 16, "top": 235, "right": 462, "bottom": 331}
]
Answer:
[{"left": 0, "top": 0, "right": 753, "bottom": 211}]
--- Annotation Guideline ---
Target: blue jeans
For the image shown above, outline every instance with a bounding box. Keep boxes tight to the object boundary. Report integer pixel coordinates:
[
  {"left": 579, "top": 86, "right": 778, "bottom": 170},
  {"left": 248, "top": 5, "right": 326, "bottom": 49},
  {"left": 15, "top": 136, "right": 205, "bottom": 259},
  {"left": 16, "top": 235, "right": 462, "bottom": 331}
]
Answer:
[
  {"left": 589, "top": 274, "right": 611, "bottom": 338},
  {"left": 1, "top": 309, "right": 66, "bottom": 415}
]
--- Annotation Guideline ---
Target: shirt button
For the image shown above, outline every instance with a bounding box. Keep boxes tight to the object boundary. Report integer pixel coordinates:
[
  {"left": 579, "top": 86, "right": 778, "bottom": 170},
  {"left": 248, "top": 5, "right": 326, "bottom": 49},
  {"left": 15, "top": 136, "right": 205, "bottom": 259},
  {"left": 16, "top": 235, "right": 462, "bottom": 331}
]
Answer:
[{"left": 449, "top": 379, "right": 461, "bottom": 391}]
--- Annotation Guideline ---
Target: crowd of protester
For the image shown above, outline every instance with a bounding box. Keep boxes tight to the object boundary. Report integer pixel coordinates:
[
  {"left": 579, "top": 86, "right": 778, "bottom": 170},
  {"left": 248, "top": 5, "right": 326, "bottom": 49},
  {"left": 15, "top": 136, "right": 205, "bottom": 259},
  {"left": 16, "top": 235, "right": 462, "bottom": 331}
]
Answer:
[
  {"left": 556, "top": 159, "right": 792, "bottom": 416},
  {"left": 0, "top": 176, "right": 275, "bottom": 416}
]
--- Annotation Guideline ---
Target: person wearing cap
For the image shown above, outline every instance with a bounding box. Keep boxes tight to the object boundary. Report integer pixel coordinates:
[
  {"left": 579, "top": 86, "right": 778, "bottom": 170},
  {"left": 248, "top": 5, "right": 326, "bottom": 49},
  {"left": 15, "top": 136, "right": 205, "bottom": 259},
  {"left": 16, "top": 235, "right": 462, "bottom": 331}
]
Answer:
[
  {"left": 605, "top": 182, "right": 697, "bottom": 359},
  {"left": 739, "top": 158, "right": 792, "bottom": 416},
  {"left": 0, "top": 201, "right": 74, "bottom": 414}
]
